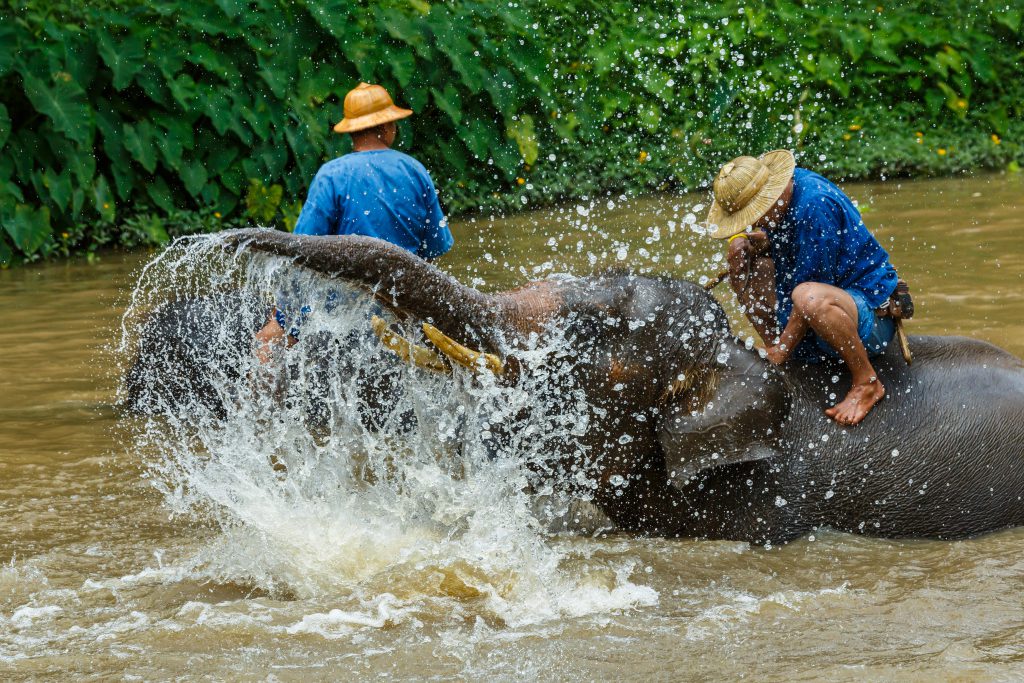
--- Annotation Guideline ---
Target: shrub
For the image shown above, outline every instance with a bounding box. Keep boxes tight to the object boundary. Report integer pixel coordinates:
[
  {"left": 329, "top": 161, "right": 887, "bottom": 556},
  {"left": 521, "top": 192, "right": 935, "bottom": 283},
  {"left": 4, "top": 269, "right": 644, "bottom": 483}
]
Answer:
[{"left": 1, "top": 0, "right": 1021, "bottom": 262}]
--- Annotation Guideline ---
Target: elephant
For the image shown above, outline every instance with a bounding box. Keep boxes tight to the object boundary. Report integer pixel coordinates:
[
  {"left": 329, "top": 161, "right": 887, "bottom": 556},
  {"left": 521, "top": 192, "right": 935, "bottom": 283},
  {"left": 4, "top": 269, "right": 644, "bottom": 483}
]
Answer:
[
  {"left": 121, "top": 287, "right": 409, "bottom": 432},
  {"left": 131, "top": 228, "right": 1024, "bottom": 545}
]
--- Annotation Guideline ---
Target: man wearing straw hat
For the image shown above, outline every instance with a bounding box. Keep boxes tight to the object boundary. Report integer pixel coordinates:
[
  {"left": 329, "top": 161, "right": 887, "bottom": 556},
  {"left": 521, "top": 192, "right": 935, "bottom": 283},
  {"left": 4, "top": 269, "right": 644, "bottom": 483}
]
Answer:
[
  {"left": 706, "top": 150, "right": 898, "bottom": 426},
  {"left": 255, "top": 82, "right": 453, "bottom": 360}
]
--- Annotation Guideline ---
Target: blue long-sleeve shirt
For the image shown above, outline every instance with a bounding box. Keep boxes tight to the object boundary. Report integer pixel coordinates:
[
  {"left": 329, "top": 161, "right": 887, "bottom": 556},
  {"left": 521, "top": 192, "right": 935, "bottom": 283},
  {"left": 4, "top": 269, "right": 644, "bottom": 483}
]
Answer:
[
  {"left": 769, "top": 168, "right": 898, "bottom": 331},
  {"left": 293, "top": 149, "right": 453, "bottom": 259}
]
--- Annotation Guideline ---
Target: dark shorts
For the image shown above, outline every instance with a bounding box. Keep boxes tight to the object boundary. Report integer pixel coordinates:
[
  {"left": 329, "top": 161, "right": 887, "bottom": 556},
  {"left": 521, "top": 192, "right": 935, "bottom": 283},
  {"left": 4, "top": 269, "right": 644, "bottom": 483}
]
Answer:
[{"left": 796, "top": 288, "right": 895, "bottom": 361}]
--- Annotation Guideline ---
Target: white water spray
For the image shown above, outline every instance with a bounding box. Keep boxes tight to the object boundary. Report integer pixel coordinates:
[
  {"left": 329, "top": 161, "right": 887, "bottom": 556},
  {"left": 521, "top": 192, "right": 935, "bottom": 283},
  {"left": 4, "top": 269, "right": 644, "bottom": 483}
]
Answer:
[{"left": 117, "top": 234, "right": 657, "bottom": 628}]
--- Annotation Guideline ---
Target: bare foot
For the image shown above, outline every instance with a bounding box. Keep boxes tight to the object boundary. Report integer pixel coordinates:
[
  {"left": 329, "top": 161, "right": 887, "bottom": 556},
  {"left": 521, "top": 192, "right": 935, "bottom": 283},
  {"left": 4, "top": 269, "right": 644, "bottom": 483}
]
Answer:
[{"left": 825, "top": 379, "right": 885, "bottom": 426}]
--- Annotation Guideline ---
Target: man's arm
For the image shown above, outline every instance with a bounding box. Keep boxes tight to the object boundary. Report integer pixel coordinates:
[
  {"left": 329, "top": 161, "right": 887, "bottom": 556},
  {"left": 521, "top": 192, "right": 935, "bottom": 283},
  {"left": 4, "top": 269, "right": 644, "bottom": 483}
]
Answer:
[
  {"left": 727, "top": 232, "right": 779, "bottom": 346},
  {"left": 254, "top": 313, "right": 297, "bottom": 364},
  {"left": 293, "top": 171, "right": 337, "bottom": 236},
  {"left": 417, "top": 173, "right": 454, "bottom": 259}
]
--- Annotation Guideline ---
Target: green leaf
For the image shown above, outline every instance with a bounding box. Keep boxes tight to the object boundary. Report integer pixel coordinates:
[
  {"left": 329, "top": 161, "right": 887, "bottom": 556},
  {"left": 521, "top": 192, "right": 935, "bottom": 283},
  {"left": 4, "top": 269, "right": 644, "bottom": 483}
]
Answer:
[
  {"left": 459, "top": 117, "right": 492, "bottom": 159},
  {"left": 383, "top": 46, "right": 416, "bottom": 88},
  {"left": 154, "top": 121, "right": 187, "bottom": 171},
  {"left": 42, "top": 169, "right": 72, "bottom": 212},
  {"left": 0, "top": 103, "right": 9, "bottom": 151},
  {"left": 97, "top": 32, "right": 146, "bottom": 90},
  {"left": 552, "top": 112, "right": 579, "bottom": 140},
  {"left": 638, "top": 104, "right": 662, "bottom": 131},
  {"left": 408, "top": 0, "right": 431, "bottom": 14},
  {"left": 430, "top": 85, "right": 463, "bottom": 125},
  {"left": 64, "top": 34, "right": 99, "bottom": 90},
  {"left": 995, "top": 9, "right": 1021, "bottom": 32},
  {"left": 135, "top": 64, "right": 172, "bottom": 106},
  {"left": 169, "top": 74, "right": 199, "bottom": 109},
  {"left": 281, "top": 200, "right": 303, "bottom": 232},
  {"left": 244, "top": 178, "right": 283, "bottom": 224},
  {"left": 215, "top": 0, "right": 247, "bottom": 19},
  {"left": 0, "top": 232, "right": 12, "bottom": 266},
  {"left": 180, "top": 160, "right": 209, "bottom": 198},
  {"left": 0, "top": 26, "right": 16, "bottom": 80},
  {"left": 138, "top": 214, "right": 170, "bottom": 245},
  {"left": 71, "top": 188, "right": 85, "bottom": 218},
  {"left": 433, "top": 29, "right": 485, "bottom": 93},
  {"left": 506, "top": 115, "right": 538, "bottom": 165},
  {"left": 124, "top": 122, "right": 158, "bottom": 173},
  {"left": 2, "top": 204, "right": 51, "bottom": 255},
  {"left": 64, "top": 144, "right": 96, "bottom": 188},
  {"left": 146, "top": 177, "right": 175, "bottom": 214},
  {"left": 839, "top": 29, "right": 868, "bottom": 63},
  {"left": 95, "top": 104, "right": 136, "bottom": 200},
  {"left": 93, "top": 175, "right": 115, "bottom": 222},
  {"left": 21, "top": 72, "right": 93, "bottom": 146}
]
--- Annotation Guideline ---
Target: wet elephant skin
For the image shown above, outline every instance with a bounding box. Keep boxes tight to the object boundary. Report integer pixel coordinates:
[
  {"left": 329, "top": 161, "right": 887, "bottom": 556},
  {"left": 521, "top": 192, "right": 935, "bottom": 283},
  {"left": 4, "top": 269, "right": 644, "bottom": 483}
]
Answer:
[{"left": 132, "top": 230, "right": 1024, "bottom": 545}]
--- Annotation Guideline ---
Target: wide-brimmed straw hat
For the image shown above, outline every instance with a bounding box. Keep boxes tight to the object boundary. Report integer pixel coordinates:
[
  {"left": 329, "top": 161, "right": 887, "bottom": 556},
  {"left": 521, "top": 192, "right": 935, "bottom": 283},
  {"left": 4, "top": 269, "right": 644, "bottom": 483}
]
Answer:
[
  {"left": 705, "top": 150, "right": 796, "bottom": 239},
  {"left": 333, "top": 82, "right": 413, "bottom": 134}
]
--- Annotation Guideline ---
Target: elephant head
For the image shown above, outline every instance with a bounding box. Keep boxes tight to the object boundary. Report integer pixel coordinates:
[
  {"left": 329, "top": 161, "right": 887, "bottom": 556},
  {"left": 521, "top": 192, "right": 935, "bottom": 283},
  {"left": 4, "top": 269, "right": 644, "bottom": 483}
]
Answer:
[{"left": 220, "top": 229, "right": 793, "bottom": 534}]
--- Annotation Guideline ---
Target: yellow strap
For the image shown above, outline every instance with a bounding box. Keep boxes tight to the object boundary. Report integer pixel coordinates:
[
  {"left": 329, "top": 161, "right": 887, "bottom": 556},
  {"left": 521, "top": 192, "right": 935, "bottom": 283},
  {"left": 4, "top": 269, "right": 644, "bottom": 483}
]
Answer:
[{"left": 728, "top": 232, "right": 752, "bottom": 244}]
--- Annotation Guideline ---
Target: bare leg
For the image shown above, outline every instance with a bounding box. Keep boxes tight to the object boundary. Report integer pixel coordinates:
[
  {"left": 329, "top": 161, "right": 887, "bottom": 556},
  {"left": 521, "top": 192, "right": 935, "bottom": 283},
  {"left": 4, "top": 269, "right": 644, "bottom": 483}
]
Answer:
[{"left": 766, "top": 283, "right": 884, "bottom": 426}]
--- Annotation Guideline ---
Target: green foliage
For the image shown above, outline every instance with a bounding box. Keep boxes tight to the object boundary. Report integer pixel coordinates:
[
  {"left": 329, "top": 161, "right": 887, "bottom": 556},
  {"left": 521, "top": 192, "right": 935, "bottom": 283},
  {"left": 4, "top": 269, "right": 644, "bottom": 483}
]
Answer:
[
  {"left": 1, "top": 0, "right": 1022, "bottom": 262},
  {"left": 244, "top": 179, "right": 284, "bottom": 225}
]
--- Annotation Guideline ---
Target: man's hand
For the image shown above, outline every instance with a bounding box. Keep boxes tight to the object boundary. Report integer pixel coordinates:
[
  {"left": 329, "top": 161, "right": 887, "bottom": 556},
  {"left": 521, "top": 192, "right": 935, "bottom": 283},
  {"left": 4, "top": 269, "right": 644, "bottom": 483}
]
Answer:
[{"left": 726, "top": 231, "right": 769, "bottom": 285}]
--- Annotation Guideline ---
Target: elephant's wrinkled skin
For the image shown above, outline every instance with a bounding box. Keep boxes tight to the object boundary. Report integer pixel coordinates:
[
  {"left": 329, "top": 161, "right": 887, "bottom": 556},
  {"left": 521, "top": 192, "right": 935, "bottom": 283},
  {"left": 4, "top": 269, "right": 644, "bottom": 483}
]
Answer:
[{"left": 136, "top": 229, "right": 1024, "bottom": 544}]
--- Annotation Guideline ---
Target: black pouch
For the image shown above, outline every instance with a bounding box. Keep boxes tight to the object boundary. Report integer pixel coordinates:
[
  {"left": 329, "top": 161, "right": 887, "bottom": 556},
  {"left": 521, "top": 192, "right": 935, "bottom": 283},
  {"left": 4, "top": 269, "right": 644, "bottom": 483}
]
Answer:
[{"left": 890, "top": 279, "right": 914, "bottom": 320}]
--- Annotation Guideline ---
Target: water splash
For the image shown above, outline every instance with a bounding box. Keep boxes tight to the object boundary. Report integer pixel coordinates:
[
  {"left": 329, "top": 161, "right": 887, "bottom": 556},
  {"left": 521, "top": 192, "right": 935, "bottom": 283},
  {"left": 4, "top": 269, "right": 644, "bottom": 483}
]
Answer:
[{"left": 117, "top": 233, "right": 657, "bottom": 628}]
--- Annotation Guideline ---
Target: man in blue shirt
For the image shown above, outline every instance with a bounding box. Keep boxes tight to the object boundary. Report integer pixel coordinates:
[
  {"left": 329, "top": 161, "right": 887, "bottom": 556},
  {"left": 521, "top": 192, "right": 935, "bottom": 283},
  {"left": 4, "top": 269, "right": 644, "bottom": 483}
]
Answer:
[
  {"left": 255, "top": 82, "right": 454, "bottom": 361},
  {"left": 706, "top": 150, "right": 898, "bottom": 426}
]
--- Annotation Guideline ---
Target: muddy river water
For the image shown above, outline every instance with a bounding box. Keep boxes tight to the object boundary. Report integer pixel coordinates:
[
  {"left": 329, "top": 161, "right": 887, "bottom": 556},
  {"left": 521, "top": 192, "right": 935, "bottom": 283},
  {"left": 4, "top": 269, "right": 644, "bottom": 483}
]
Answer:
[{"left": 1, "top": 174, "right": 1022, "bottom": 680}]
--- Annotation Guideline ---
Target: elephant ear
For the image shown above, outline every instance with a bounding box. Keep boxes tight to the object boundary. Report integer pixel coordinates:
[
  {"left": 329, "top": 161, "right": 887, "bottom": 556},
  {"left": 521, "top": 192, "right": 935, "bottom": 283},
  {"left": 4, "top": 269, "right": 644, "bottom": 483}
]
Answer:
[{"left": 656, "top": 352, "right": 790, "bottom": 482}]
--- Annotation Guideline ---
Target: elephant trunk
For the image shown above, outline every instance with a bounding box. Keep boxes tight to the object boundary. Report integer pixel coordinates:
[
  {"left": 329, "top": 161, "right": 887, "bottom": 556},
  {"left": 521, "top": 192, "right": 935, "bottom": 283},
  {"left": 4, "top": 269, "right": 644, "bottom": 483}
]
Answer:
[{"left": 225, "top": 229, "right": 510, "bottom": 348}]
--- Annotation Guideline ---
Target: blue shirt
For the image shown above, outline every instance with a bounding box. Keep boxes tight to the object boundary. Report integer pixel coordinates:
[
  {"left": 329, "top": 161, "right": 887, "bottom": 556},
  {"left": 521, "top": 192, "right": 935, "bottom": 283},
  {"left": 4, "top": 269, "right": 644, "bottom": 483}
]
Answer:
[
  {"left": 293, "top": 149, "right": 453, "bottom": 259},
  {"left": 769, "top": 168, "right": 898, "bottom": 331}
]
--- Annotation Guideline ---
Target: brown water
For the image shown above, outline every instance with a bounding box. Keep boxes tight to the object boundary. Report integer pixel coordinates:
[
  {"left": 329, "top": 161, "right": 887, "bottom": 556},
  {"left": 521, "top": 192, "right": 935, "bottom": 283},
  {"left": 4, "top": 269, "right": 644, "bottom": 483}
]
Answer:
[{"left": 2, "top": 174, "right": 1023, "bottom": 680}]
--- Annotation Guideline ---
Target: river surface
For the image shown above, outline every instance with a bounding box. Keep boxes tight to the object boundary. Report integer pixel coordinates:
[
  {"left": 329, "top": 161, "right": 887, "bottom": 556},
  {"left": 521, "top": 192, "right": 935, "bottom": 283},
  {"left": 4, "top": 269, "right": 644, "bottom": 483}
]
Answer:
[{"left": 1, "top": 174, "right": 1022, "bottom": 681}]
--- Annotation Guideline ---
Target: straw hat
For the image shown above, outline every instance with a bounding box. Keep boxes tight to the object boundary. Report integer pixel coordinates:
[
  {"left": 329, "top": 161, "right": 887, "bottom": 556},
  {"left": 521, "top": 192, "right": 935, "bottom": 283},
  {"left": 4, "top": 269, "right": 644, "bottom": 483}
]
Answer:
[
  {"left": 333, "top": 82, "right": 413, "bottom": 134},
  {"left": 705, "top": 150, "right": 796, "bottom": 239}
]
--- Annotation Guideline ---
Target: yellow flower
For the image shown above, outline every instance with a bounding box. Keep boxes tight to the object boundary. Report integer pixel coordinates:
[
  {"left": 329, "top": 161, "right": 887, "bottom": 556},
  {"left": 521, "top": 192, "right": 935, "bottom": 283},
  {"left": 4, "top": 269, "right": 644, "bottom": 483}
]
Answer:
[
  {"left": 102, "top": 202, "right": 110, "bottom": 209},
  {"left": 61, "top": 232, "right": 69, "bottom": 239},
  {"left": 638, "top": 151, "right": 648, "bottom": 162},
  {"left": 849, "top": 124, "right": 862, "bottom": 131},
  {"left": 214, "top": 211, "right": 222, "bottom": 218},
  {"left": 843, "top": 133, "right": 852, "bottom": 141},
  {"left": 915, "top": 131, "right": 923, "bottom": 137},
  {"left": 955, "top": 99, "right": 967, "bottom": 110},
  {"left": 937, "top": 148, "right": 946, "bottom": 156},
  {"left": 516, "top": 177, "right": 525, "bottom": 185},
  {"left": 991, "top": 134, "right": 1001, "bottom": 145}
]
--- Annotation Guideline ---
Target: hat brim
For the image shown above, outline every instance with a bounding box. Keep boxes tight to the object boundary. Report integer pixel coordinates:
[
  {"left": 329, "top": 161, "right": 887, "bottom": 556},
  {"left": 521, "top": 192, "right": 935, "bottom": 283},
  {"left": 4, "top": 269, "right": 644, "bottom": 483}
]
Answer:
[
  {"left": 333, "top": 105, "right": 413, "bottom": 133},
  {"left": 705, "top": 149, "right": 796, "bottom": 239}
]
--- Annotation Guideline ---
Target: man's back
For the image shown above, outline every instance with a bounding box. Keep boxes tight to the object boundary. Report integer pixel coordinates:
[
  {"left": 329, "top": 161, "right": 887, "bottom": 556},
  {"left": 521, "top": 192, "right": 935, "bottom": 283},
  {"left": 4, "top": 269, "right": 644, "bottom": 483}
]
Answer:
[
  {"left": 769, "top": 167, "right": 898, "bottom": 322},
  {"left": 294, "top": 149, "right": 452, "bottom": 259}
]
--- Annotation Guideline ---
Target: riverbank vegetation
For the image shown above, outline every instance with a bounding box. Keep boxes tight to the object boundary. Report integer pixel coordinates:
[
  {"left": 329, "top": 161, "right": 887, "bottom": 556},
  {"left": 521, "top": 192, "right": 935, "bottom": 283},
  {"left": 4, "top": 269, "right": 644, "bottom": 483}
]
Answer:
[{"left": 2, "top": 0, "right": 1021, "bottom": 262}]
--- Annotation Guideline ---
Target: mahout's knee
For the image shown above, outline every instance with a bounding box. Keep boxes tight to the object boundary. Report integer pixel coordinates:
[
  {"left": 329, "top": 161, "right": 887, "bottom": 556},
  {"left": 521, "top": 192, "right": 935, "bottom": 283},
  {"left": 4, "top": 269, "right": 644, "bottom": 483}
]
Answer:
[{"left": 791, "top": 282, "right": 834, "bottom": 318}]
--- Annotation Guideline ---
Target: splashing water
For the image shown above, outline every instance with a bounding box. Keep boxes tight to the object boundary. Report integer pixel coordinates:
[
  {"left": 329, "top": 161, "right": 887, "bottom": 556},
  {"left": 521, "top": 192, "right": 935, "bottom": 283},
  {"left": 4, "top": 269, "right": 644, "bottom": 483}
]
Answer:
[{"left": 116, "top": 234, "right": 657, "bottom": 629}]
